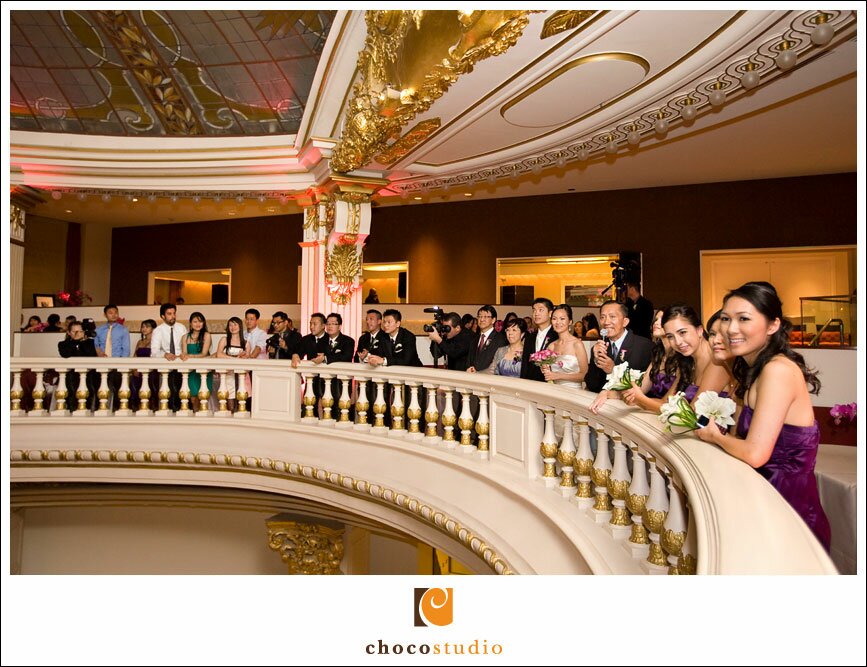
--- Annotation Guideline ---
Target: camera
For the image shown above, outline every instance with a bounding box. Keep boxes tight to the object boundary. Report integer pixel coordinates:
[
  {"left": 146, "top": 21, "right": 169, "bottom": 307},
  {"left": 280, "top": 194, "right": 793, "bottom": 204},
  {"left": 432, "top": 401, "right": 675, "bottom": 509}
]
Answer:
[
  {"left": 609, "top": 258, "right": 640, "bottom": 291},
  {"left": 422, "top": 306, "right": 451, "bottom": 335},
  {"left": 81, "top": 318, "right": 97, "bottom": 338},
  {"left": 266, "top": 333, "right": 281, "bottom": 349}
]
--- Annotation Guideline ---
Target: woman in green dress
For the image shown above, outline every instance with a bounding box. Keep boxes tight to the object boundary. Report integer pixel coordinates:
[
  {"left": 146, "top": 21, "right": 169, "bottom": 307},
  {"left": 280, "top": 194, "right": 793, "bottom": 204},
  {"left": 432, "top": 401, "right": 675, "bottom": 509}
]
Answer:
[{"left": 180, "top": 312, "right": 212, "bottom": 410}]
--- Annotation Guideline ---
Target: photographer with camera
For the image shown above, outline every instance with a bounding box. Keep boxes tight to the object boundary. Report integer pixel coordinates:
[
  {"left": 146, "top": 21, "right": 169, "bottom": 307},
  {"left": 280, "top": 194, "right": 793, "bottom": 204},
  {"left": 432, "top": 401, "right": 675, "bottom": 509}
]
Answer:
[
  {"left": 625, "top": 281, "right": 654, "bottom": 340},
  {"left": 267, "top": 311, "right": 302, "bottom": 360},
  {"left": 426, "top": 309, "right": 473, "bottom": 372}
]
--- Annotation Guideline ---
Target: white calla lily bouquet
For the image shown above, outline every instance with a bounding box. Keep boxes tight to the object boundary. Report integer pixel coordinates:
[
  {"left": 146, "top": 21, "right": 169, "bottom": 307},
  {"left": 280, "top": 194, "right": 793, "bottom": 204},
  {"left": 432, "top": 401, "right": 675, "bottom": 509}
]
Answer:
[
  {"left": 659, "top": 390, "right": 737, "bottom": 434},
  {"left": 603, "top": 362, "right": 645, "bottom": 391}
]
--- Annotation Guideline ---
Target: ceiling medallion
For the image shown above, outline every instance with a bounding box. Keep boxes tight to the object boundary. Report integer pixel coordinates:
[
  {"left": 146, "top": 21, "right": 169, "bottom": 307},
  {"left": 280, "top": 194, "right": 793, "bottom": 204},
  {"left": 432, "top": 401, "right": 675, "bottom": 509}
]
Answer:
[{"left": 330, "top": 9, "right": 536, "bottom": 173}]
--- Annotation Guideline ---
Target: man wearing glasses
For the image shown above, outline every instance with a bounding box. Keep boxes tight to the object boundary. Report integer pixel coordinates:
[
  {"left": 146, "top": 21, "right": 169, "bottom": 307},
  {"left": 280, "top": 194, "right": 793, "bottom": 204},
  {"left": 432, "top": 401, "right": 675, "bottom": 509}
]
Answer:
[{"left": 266, "top": 311, "right": 302, "bottom": 360}]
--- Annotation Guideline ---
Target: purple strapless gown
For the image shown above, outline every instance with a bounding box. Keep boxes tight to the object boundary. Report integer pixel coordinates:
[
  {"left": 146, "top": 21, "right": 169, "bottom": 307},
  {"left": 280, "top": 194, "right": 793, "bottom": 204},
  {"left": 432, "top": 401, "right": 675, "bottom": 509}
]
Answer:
[
  {"left": 737, "top": 405, "right": 831, "bottom": 551},
  {"left": 683, "top": 383, "right": 729, "bottom": 402}
]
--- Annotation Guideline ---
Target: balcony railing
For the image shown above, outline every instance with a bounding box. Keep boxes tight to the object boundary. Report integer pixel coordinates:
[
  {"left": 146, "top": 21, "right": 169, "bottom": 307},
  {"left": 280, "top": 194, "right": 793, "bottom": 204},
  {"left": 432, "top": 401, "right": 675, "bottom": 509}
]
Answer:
[{"left": 10, "top": 358, "right": 836, "bottom": 575}]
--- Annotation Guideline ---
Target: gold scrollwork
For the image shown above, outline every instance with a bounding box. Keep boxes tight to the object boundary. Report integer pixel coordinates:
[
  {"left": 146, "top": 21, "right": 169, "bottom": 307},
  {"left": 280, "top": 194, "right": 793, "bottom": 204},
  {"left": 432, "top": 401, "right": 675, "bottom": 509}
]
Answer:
[
  {"left": 541, "top": 10, "right": 596, "bottom": 39},
  {"left": 10, "top": 204, "right": 26, "bottom": 238},
  {"left": 267, "top": 520, "right": 345, "bottom": 575},
  {"left": 304, "top": 205, "right": 320, "bottom": 232},
  {"left": 374, "top": 118, "right": 442, "bottom": 166},
  {"left": 324, "top": 241, "right": 362, "bottom": 305},
  {"left": 331, "top": 10, "right": 535, "bottom": 172}
]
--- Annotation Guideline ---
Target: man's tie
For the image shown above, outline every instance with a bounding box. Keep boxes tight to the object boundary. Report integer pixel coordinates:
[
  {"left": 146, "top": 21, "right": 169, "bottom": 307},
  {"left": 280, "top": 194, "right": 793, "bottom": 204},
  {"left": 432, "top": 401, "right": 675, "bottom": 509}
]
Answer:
[
  {"left": 608, "top": 341, "right": 616, "bottom": 360},
  {"left": 476, "top": 332, "right": 486, "bottom": 355},
  {"left": 105, "top": 324, "right": 113, "bottom": 358},
  {"left": 169, "top": 326, "right": 175, "bottom": 355}
]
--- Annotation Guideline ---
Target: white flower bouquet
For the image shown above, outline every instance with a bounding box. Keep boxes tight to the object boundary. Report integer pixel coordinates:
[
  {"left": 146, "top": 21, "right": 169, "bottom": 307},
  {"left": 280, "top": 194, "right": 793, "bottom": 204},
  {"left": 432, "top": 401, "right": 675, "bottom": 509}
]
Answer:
[
  {"left": 602, "top": 362, "right": 645, "bottom": 391},
  {"left": 659, "top": 390, "right": 737, "bottom": 434}
]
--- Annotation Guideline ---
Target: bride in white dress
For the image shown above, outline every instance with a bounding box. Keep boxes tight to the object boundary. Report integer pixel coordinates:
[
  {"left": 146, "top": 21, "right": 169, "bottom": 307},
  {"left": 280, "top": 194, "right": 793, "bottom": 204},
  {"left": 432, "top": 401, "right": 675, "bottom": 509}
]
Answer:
[{"left": 541, "top": 304, "right": 589, "bottom": 389}]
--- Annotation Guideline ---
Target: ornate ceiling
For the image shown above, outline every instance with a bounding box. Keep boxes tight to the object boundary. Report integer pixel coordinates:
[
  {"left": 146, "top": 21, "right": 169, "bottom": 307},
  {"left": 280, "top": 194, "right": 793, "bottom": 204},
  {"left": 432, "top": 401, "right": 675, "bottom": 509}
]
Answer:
[
  {"left": 10, "top": 9, "right": 336, "bottom": 136},
  {"left": 7, "top": 9, "right": 859, "bottom": 225}
]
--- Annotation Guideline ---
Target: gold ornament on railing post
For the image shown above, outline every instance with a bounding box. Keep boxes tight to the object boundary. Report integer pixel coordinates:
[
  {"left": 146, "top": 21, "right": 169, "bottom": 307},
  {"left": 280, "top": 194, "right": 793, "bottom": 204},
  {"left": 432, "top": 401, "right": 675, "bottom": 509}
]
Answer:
[
  {"left": 458, "top": 390, "right": 475, "bottom": 451},
  {"left": 30, "top": 370, "right": 46, "bottom": 416},
  {"left": 319, "top": 373, "right": 334, "bottom": 423},
  {"left": 607, "top": 433, "right": 632, "bottom": 529},
  {"left": 137, "top": 371, "right": 153, "bottom": 416},
  {"left": 53, "top": 370, "right": 68, "bottom": 415},
  {"left": 406, "top": 383, "right": 423, "bottom": 439},
  {"left": 372, "top": 379, "right": 387, "bottom": 430},
  {"left": 157, "top": 369, "right": 171, "bottom": 414},
  {"left": 116, "top": 370, "right": 131, "bottom": 416},
  {"left": 216, "top": 369, "right": 230, "bottom": 416},
  {"left": 441, "top": 388, "right": 457, "bottom": 446},
  {"left": 95, "top": 369, "right": 111, "bottom": 416},
  {"left": 301, "top": 373, "right": 317, "bottom": 420},
  {"left": 196, "top": 368, "right": 212, "bottom": 416},
  {"left": 10, "top": 370, "right": 24, "bottom": 416},
  {"left": 557, "top": 413, "right": 577, "bottom": 497},
  {"left": 627, "top": 445, "right": 650, "bottom": 549},
  {"left": 475, "top": 393, "right": 490, "bottom": 458},
  {"left": 661, "top": 478, "right": 687, "bottom": 575},
  {"left": 591, "top": 425, "right": 612, "bottom": 513},
  {"left": 177, "top": 370, "right": 191, "bottom": 416},
  {"left": 390, "top": 381, "right": 406, "bottom": 433},
  {"left": 539, "top": 409, "right": 559, "bottom": 485},
  {"left": 574, "top": 417, "right": 594, "bottom": 503},
  {"left": 337, "top": 377, "right": 352, "bottom": 426},
  {"left": 678, "top": 503, "right": 698, "bottom": 575},
  {"left": 424, "top": 384, "right": 440, "bottom": 440},
  {"left": 643, "top": 457, "right": 670, "bottom": 570},
  {"left": 355, "top": 379, "right": 370, "bottom": 427},
  {"left": 74, "top": 367, "right": 90, "bottom": 415}
]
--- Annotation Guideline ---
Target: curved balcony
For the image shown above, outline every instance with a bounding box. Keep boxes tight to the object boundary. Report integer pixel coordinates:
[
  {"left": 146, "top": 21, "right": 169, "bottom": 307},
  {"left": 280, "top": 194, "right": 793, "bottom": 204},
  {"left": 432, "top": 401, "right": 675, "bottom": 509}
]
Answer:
[{"left": 10, "top": 358, "right": 836, "bottom": 575}]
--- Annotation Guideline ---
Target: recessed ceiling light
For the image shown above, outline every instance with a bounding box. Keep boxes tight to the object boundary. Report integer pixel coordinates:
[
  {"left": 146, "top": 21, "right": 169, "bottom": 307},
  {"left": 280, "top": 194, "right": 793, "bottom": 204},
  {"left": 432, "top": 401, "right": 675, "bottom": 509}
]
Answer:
[
  {"left": 413, "top": 196, "right": 422, "bottom": 201},
  {"left": 65, "top": 209, "right": 72, "bottom": 213},
  {"left": 464, "top": 193, "right": 473, "bottom": 197},
  {"left": 132, "top": 197, "right": 138, "bottom": 202}
]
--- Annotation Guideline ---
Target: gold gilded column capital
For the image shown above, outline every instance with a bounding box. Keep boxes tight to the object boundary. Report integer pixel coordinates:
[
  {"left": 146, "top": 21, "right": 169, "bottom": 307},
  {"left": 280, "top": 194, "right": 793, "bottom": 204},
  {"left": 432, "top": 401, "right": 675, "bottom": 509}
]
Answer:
[{"left": 267, "top": 517, "right": 345, "bottom": 575}]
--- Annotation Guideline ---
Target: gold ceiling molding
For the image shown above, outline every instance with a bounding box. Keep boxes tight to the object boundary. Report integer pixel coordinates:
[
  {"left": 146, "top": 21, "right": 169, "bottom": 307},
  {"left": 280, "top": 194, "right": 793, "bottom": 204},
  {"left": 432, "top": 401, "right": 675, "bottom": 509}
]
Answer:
[
  {"left": 500, "top": 52, "right": 651, "bottom": 118},
  {"left": 330, "top": 9, "right": 536, "bottom": 173},
  {"left": 394, "top": 9, "right": 854, "bottom": 196},
  {"left": 374, "top": 118, "right": 442, "bottom": 167},
  {"left": 541, "top": 10, "right": 596, "bottom": 39},
  {"left": 95, "top": 10, "right": 203, "bottom": 136},
  {"left": 267, "top": 519, "right": 345, "bottom": 575},
  {"left": 11, "top": 447, "right": 514, "bottom": 574}
]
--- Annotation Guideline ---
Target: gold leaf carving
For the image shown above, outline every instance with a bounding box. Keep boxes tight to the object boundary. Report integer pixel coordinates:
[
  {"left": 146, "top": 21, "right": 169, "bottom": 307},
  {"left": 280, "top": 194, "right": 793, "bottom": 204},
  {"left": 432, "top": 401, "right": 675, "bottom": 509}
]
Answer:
[{"left": 541, "top": 10, "right": 596, "bottom": 39}]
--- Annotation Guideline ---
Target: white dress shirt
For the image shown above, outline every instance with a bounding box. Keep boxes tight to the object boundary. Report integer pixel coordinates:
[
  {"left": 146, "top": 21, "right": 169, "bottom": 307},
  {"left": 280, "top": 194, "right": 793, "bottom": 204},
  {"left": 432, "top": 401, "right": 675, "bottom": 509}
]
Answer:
[
  {"left": 535, "top": 325, "right": 552, "bottom": 351},
  {"left": 151, "top": 322, "right": 188, "bottom": 358},
  {"left": 246, "top": 327, "right": 269, "bottom": 359}
]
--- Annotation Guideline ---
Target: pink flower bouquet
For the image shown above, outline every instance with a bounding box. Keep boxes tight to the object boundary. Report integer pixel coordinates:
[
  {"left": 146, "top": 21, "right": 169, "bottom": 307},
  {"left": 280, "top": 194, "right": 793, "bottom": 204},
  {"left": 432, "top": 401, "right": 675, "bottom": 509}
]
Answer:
[{"left": 529, "top": 349, "right": 560, "bottom": 383}]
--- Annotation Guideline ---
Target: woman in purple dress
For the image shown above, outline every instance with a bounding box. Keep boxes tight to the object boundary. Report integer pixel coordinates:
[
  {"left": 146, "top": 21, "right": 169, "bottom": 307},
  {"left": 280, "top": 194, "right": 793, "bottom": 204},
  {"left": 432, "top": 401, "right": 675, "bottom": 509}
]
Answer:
[{"left": 696, "top": 282, "right": 830, "bottom": 551}]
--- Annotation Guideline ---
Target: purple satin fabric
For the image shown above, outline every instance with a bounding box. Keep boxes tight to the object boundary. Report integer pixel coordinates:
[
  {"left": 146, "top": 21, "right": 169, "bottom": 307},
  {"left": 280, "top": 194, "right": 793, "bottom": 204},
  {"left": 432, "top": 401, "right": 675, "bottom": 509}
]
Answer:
[
  {"left": 737, "top": 405, "right": 831, "bottom": 551},
  {"left": 648, "top": 372, "right": 675, "bottom": 399}
]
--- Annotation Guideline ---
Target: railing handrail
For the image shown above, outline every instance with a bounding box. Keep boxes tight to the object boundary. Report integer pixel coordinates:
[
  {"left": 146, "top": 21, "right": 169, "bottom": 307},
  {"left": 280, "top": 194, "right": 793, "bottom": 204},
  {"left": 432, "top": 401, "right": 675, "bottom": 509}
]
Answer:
[{"left": 10, "top": 359, "right": 836, "bottom": 574}]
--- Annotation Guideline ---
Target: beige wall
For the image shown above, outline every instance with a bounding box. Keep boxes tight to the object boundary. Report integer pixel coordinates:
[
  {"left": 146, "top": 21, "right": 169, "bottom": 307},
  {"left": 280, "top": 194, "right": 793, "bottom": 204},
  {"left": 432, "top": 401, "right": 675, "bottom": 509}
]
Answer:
[
  {"left": 80, "top": 223, "right": 112, "bottom": 305},
  {"left": 21, "top": 216, "right": 68, "bottom": 311}
]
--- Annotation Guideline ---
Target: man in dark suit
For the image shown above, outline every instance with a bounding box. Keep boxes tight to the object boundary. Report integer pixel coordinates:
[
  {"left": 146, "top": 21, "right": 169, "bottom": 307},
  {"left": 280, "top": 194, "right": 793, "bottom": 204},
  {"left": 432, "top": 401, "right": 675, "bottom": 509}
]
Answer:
[
  {"left": 584, "top": 300, "right": 654, "bottom": 392},
  {"left": 467, "top": 305, "right": 507, "bottom": 373},
  {"left": 367, "top": 309, "right": 422, "bottom": 425},
  {"left": 58, "top": 320, "right": 99, "bottom": 411},
  {"left": 428, "top": 312, "right": 473, "bottom": 372},
  {"left": 355, "top": 309, "right": 389, "bottom": 363},
  {"left": 321, "top": 313, "right": 355, "bottom": 419},
  {"left": 625, "top": 282, "right": 654, "bottom": 340},
  {"left": 520, "top": 298, "right": 559, "bottom": 381},
  {"left": 267, "top": 311, "right": 302, "bottom": 360},
  {"left": 291, "top": 312, "right": 328, "bottom": 411}
]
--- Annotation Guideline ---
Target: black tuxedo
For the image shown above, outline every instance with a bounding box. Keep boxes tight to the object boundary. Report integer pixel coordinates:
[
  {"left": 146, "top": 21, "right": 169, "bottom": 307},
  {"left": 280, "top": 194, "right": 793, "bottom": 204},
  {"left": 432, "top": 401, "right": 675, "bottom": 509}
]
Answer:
[
  {"left": 467, "top": 329, "right": 507, "bottom": 372},
  {"left": 384, "top": 328, "right": 422, "bottom": 367},
  {"left": 299, "top": 333, "right": 328, "bottom": 360},
  {"left": 584, "top": 330, "right": 654, "bottom": 392},
  {"left": 430, "top": 328, "right": 474, "bottom": 371},
  {"left": 268, "top": 329, "right": 302, "bottom": 359},
  {"left": 626, "top": 295, "right": 655, "bottom": 340},
  {"left": 58, "top": 337, "right": 98, "bottom": 410},
  {"left": 355, "top": 329, "right": 389, "bottom": 362},
  {"left": 324, "top": 333, "right": 355, "bottom": 364},
  {"left": 520, "top": 327, "right": 559, "bottom": 381}
]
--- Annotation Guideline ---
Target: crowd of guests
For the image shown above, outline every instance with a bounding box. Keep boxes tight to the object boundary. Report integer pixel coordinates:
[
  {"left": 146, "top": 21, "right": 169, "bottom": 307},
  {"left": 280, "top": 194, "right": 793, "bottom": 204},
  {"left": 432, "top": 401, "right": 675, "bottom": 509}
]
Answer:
[{"left": 20, "top": 278, "right": 829, "bottom": 551}]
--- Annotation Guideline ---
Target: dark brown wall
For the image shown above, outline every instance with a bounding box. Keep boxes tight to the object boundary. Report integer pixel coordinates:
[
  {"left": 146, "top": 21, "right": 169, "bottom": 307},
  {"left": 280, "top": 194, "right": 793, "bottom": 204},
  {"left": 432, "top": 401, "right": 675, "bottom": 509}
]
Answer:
[
  {"left": 110, "top": 174, "right": 855, "bottom": 308},
  {"left": 363, "top": 173, "right": 857, "bottom": 309},
  {"left": 110, "top": 214, "right": 302, "bottom": 304}
]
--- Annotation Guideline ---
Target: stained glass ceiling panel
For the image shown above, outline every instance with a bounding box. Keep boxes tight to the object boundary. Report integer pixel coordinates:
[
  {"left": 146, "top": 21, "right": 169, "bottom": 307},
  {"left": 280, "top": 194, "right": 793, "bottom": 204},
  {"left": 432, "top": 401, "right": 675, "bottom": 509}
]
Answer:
[{"left": 9, "top": 9, "right": 336, "bottom": 136}]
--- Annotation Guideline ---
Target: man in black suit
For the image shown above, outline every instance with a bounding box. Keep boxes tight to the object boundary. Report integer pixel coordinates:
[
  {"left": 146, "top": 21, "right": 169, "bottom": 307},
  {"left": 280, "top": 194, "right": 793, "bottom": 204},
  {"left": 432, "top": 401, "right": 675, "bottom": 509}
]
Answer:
[
  {"left": 267, "top": 311, "right": 302, "bottom": 360},
  {"left": 520, "top": 298, "right": 559, "bottom": 381},
  {"left": 355, "top": 309, "right": 389, "bottom": 363},
  {"left": 467, "top": 305, "right": 507, "bottom": 373},
  {"left": 321, "top": 313, "right": 355, "bottom": 419},
  {"left": 367, "top": 309, "right": 422, "bottom": 425},
  {"left": 625, "top": 282, "right": 654, "bottom": 340},
  {"left": 428, "top": 312, "right": 473, "bottom": 372},
  {"left": 584, "top": 300, "right": 654, "bottom": 392},
  {"left": 291, "top": 313, "right": 328, "bottom": 367},
  {"left": 58, "top": 320, "right": 99, "bottom": 411}
]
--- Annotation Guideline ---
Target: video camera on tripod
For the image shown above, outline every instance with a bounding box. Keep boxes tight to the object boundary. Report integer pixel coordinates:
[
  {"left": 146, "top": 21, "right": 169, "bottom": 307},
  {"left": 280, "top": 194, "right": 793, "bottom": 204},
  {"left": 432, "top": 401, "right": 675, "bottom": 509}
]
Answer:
[
  {"left": 601, "top": 257, "right": 641, "bottom": 299},
  {"left": 422, "top": 306, "right": 451, "bottom": 335}
]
